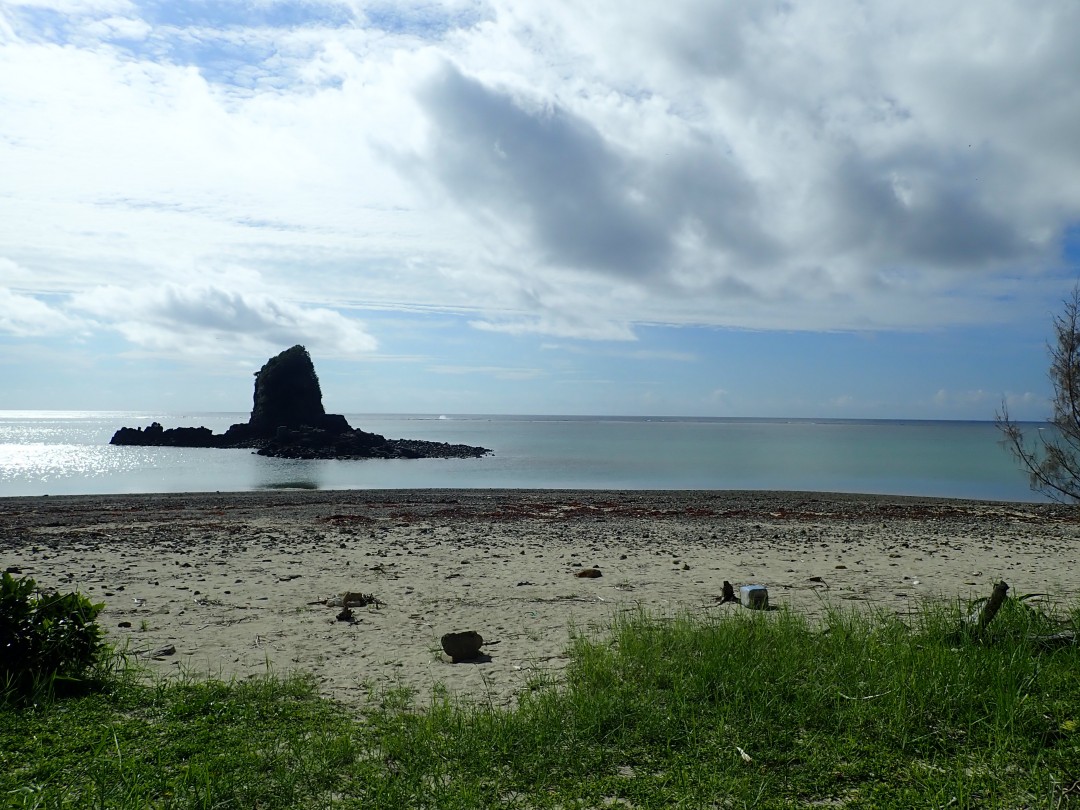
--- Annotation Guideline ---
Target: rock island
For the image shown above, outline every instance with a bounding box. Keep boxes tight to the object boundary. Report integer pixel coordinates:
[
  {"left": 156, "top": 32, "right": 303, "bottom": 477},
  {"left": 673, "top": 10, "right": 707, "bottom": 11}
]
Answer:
[{"left": 110, "top": 345, "right": 491, "bottom": 460}]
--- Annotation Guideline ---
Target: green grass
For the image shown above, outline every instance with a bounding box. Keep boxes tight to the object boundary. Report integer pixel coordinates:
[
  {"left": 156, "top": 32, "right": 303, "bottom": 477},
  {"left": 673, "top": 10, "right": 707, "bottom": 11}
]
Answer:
[{"left": 3, "top": 598, "right": 1079, "bottom": 808}]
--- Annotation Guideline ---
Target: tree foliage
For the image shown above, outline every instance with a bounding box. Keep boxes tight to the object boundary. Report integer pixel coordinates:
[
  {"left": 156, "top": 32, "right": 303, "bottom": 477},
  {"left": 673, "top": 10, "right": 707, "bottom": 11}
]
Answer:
[{"left": 998, "top": 286, "right": 1080, "bottom": 502}]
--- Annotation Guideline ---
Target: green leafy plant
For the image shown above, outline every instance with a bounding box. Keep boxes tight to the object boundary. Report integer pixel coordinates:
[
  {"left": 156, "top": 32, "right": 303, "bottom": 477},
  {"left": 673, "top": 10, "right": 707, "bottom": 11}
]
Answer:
[{"left": 1, "top": 571, "right": 105, "bottom": 701}]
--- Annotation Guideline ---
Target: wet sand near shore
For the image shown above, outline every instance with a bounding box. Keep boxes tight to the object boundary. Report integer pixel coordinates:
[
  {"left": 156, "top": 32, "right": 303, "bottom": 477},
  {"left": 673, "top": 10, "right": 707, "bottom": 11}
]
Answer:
[{"left": 2, "top": 490, "right": 1079, "bottom": 708}]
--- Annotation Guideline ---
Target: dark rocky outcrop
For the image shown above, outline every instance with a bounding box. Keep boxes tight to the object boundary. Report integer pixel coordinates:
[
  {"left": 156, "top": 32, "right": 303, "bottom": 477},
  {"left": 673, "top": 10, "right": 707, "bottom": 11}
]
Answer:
[
  {"left": 248, "top": 344, "right": 336, "bottom": 436},
  {"left": 110, "top": 423, "right": 220, "bottom": 448},
  {"left": 255, "top": 426, "right": 489, "bottom": 460},
  {"left": 110, "top": 345, "right": 492, "bottom": 460}
]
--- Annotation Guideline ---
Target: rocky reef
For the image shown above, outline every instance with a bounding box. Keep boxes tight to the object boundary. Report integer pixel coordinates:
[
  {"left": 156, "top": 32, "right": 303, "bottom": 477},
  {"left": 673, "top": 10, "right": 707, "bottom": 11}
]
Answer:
[{"left": 110, "top": 346, "right": 491, "bottom": 460}]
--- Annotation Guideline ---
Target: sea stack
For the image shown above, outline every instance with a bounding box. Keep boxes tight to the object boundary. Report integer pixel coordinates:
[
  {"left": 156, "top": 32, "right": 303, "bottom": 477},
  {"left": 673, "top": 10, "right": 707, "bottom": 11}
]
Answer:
[
  {"left": 249, "top": 345, "right": 342, "bottom": 436},
  {"left": 253, "top": 345, "right": 327, "bottom": 432},
  {"left": 220, "top": 345, "right": 351, "bottom": 444},
  {"left": 110, "top": 345, "right": 491, "bottom": 460}
]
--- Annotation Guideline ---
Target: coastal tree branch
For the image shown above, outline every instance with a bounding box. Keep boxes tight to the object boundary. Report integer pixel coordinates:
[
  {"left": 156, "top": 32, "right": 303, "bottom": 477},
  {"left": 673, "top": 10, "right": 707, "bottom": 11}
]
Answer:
[{"left": 997, "top": 285, "right": 1080, "bottom": 502}]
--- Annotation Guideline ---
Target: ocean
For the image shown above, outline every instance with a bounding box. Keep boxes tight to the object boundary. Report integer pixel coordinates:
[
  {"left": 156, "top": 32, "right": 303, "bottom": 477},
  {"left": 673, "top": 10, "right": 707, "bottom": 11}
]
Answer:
[{"left": 0, "top": 410, "right": 1047, "bottom": 502}]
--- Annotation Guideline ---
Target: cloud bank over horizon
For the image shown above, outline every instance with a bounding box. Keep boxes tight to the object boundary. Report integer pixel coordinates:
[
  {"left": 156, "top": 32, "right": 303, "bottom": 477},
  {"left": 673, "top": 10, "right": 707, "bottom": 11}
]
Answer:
[{"left": 1, "top": 0, "right": 1078, "bottom": 416}]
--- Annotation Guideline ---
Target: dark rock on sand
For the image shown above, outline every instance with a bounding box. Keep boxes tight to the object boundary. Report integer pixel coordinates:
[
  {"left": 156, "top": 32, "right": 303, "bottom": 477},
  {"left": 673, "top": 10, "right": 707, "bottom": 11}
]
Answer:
[
  {"left": 441, "top": 630, "right": 484, "bottom": 662},
  {"left": 110, "top": 346, "right": 491, "bottom": 460}
]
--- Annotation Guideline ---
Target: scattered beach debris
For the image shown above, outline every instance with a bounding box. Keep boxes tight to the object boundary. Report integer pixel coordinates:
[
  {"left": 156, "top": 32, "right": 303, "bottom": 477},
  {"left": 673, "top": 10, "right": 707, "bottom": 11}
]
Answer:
[
  {"left": 343, "top": 591, "right": 381, "bottom": 608},
  {"left": 150, "top": 644, "right": 176, "bottom": 659},
  {"left": 317, "top": 591, "right": 383, "bottom": 609},
  {"left": 336, "top": 606, "right": 354, "bottom": 623},
  {"left": 441, "top": 630, "right": 484, "bottom": 663},
  {"left": 575, "top": 568, "right": 603, "bottom": 578}
]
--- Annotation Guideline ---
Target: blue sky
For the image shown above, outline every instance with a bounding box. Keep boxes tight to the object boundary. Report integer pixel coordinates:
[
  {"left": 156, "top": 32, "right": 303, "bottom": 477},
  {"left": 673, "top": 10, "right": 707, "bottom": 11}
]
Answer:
[{"left": 1, "top": 1, "right": 1078, "bottom": 419}]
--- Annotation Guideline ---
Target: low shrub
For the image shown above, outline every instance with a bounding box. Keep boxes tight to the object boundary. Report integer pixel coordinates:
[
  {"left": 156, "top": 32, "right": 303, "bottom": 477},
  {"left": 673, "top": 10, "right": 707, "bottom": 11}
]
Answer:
[{"left": 0, "top": 571, "right": 105, "bottom": 702}]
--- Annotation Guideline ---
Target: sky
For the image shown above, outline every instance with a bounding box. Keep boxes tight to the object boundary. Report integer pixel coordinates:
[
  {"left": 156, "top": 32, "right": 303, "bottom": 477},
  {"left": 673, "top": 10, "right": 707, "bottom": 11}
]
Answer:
[{"left": 1, "top": 1, "right": 1079, "bottom": 420}]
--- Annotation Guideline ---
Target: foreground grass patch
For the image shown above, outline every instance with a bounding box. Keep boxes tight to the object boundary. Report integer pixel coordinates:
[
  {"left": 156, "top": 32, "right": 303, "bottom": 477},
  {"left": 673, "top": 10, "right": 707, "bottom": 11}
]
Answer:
[
  {"left": 3, "top": 599, "right": 1079, "bottom": 808},
  {"left": 1, "top": 671, "right": 358, "bottom": 809}
]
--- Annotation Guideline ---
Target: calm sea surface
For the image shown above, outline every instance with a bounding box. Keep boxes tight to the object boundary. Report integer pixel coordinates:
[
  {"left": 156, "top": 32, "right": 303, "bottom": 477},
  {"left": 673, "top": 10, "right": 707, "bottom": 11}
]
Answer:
[{"left": 0, "top": 411, "right": 1046, "bottom": 502}]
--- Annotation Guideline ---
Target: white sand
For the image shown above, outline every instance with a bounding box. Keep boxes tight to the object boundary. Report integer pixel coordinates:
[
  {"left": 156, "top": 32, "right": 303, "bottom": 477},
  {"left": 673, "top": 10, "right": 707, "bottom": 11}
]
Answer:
[{"left": 3, "top": 490, "right": 1078, "bottom": 708}]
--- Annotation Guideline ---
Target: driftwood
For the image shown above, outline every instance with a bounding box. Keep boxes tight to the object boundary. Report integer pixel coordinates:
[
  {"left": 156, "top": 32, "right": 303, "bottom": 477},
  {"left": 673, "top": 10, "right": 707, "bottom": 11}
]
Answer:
[
  {"left": 965, "top": 580, "right": 1010, "bottom": 631},
  {"left": 962, "top": 581, "right": 1077, "bottom": 650},
  {"left": 1033, "top": 631, "right": 1078, "bottom": 650}
]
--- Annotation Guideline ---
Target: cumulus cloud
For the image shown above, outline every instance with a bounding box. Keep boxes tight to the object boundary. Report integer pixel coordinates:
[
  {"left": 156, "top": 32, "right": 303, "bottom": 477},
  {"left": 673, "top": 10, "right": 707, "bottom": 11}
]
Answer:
[
  {"left": 68, "top": 279, "right": 377, "bottom": 356},
  {"left": 417, "top": 1, "right": 1079, "bottom": 329},
  {"left": 0, "top": 258, "right": 88, "bottom": 335},
  {"left": 417, "top": 64, "right": 671, "bottom": 280},
  {"left": 1, "top": 0, "right": 1078, "bottom": 344},
  {"left": 0, "top": 287, "right": 84, "bottom": 336}
]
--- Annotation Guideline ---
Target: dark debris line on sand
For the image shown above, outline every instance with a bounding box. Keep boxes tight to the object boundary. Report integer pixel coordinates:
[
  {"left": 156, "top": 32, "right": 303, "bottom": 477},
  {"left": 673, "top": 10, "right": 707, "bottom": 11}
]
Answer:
[{"left": 0, "top": 489, "right": 1073, "bottom": 536}]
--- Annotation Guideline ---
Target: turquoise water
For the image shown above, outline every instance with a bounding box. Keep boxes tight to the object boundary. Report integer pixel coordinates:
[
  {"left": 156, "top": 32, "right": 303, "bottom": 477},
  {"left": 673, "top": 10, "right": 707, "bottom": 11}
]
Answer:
[{"left": 0, "top": 411, "right": 1044, "bottom": 501}]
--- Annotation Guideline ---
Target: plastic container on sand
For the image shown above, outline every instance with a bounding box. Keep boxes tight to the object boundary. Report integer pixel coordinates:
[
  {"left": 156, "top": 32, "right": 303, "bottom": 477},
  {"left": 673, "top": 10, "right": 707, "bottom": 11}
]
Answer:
[{"left": 740, "top": 585, "right": 769, "bottom": 610}]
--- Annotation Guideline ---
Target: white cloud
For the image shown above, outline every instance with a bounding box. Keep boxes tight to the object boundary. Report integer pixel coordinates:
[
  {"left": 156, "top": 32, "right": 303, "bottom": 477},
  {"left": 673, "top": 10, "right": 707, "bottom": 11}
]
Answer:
[
  {"left": 0, "top": 0, "right": 1078, "bottom": 346},
  {"left": 539, "top": 342, "right": 697, "bottom": 362},
  {"left": 0, "top": 258, "right": 87, "bottom": 335},
  {"left": 82, "top": 15, "right": 151, "bottom": 41},
  {"left": 4, "top": 0, "right": 134, "bottom": 12},
  {"left": 1000, "top": 390, "right": 1044, "bottom": 413},
  {"left": 0, "top": 287, "right": 84, "bottom": 336},
  {"left": 470, "top": 315, "right": 636, "bottom": 341},
  {"left": 429, "top": 364, "right": 544, "bottom": 380},
  {"left": 68, "top": 276, "right": 377, "bottom": 356},
  {"left": 932, "top": 388, "right": 1020, "bottom": 411}
]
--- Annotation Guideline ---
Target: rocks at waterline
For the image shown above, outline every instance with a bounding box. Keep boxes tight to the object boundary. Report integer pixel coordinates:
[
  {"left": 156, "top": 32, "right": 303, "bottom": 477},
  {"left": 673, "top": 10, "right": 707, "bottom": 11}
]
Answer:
[
  {"left": 110, "top": 420, "right": 491, "bottom": 460},
  {"left": 258, "top": 427, "right": 490, "bottom": 460},
  {"left": 109, "top": 345, "right": 492, "bottom": 461},
  {"left": 110, "top": 423, "right": 221, "bottom": 448}
]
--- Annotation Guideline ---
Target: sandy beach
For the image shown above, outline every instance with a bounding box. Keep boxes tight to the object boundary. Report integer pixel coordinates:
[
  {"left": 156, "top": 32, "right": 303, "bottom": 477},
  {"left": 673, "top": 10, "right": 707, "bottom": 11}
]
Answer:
[{"left": 2, "top": 490, "right": 1079, "bottom": 709}]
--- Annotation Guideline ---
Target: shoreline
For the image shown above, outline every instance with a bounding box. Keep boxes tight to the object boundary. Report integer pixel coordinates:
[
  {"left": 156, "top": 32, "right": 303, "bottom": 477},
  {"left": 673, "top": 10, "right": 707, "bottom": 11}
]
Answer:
[{"left": 3, "top": 489, "right": 1079, "bottom": 707}]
